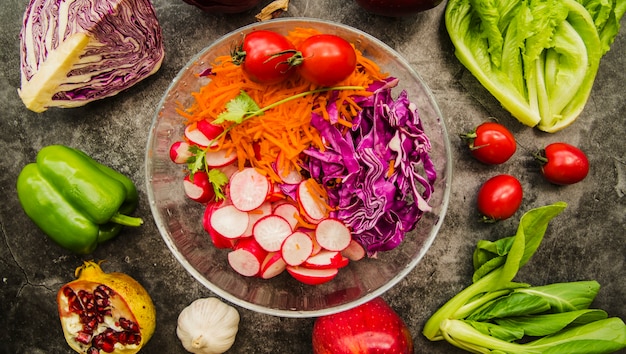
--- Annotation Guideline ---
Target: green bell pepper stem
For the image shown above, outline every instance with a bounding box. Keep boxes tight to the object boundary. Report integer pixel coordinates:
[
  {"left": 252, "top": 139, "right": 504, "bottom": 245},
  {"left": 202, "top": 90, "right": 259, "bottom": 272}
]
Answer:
[{"left": 109, "top": 213, "right": 144, "bottom": 227}]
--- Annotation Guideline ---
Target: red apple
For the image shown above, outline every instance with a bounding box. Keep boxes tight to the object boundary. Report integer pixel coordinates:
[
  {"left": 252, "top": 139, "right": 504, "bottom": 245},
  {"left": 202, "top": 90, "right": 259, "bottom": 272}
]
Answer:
[
  {"left": 354, "top": 0, "right": 443, "bottom": 17},
  {"left": 312, "top": 297, "right": 414, "bottom": 353}
]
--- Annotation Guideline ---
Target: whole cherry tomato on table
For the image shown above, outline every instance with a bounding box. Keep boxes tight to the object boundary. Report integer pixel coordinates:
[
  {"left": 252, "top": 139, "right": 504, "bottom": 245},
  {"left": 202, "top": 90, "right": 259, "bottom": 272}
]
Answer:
[
  {"left": 289, "top": 34, "right": 357, "bottom": 87},
  {"left": 476, "top": 174, "right": 523, "bottom": 222},
  {"left": 460, "top": 121, "right": 516, "bottom": 164},
  {"left": 232, "top": 30, "right": 296, "bottom": 84},
  {"left": 535, "top": 142, "right": 589, "bottom": 185}
]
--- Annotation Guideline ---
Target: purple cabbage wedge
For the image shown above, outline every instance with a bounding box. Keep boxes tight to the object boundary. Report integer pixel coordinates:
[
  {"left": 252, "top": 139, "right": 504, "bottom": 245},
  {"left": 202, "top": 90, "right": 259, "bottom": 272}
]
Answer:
[
  {"left": 304, "top": 78, "right": 437, "bottom": 257},
  {"left": 19, "top": 0, "right": 165, "bottom": 113}
]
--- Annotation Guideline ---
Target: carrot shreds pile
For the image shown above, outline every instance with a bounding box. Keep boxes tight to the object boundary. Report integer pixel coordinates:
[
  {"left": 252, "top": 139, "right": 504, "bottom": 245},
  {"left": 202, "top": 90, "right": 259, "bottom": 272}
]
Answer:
[{"left": 180, "top": 27, "right": 388, "bottom": 182}]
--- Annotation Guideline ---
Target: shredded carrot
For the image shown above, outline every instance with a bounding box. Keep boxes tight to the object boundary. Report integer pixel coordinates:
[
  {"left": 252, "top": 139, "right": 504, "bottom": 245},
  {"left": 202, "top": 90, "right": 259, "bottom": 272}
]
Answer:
[{"left": 180, "top": 27, "right": 388, "bottom": 182}]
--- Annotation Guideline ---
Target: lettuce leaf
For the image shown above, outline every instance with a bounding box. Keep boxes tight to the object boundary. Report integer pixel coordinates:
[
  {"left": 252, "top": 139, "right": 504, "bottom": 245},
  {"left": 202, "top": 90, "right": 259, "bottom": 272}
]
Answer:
[{"left": 445, "top": 0, "right": 622, "bottom": 132}]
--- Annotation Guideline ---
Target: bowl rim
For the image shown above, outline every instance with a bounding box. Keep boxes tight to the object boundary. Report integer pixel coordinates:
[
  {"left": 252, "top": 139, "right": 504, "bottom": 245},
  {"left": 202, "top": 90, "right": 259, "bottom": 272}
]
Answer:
[{"left": 145, "top": 16, "right": 453, "bottom": 317}]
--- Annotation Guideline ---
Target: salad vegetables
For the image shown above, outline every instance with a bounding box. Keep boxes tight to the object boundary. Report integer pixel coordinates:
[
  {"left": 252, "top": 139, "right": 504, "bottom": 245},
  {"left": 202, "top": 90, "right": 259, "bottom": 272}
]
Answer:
[
  {"left": 169, "top": 28, "right": 438, "bottom": 284},
  {"left": 445, "top": 0, "right": 625, "bottom": 132},
  {"left": 423, "top": 202, "right": 626, "bottom": 353}
]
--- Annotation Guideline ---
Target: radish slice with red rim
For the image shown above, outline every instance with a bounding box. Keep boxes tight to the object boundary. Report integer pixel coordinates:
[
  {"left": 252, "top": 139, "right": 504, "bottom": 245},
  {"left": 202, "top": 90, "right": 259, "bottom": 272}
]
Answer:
[
  {"left": 315, "top": 218, "right": 352, "bottom": 251},
  {"left": 253, "top": 214, "right": 293, "bottom": 252},
  {"left": 303, "top": 250, "right": 349, "bottom": 269},
  {"left": 281, "top": 231, "right": 313, "bottom": 266},
  {"left": 260, "top": 252, "right": 287, "bottom": 279},
  {"left": 229, "top": 167, "right": 271, "bottom": 211},
  {"left": 297, "top": 179, "right": 329, "bottom": 223},
  {"left": 210, "top": 204, "right": 249, "bottom": 239},
  {"left": 228, "top": 237, "right": 267, "bottom": 277},
  {"left": 286, "top": 266, "right": 338, "bottom": 285},
  {"left": 272, "top": 202, "right": 299, "bottom": 230}
]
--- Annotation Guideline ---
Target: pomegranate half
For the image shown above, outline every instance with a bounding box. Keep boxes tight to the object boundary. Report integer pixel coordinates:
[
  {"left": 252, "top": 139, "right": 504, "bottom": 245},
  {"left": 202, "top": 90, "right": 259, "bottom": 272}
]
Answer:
[{"left": 57, "top": 261, "right": 156, "bottom": 354}]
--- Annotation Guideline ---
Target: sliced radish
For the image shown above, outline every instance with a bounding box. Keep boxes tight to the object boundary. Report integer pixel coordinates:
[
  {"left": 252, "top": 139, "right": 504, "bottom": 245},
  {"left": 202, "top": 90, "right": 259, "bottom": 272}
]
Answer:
[
  {"left": 253, "top": 215, "right": 293, "bottom": 252},
  {"left": 169, "top": 141, "right": 193, "bottom": 164},
  {"left": 229, "top": 168, "right": 271, "bottom": 212},
  {"left": 184, "top": 124, "right": 212, "bottom": 148},
  {"left": 303, "top": 250, "right": 349, "bottom": 269},
  {"left": 297, "top": 179, "right": 328, "bottom": 223},
  {"left": 197, "top": 118, "right": 224, "bottom": 141},
  {"left": 202, "top": 202, "right": 234, "bottom": 249},
  {"left": 341, "top": 239, "right": 366, "bottom": 261},
  {"left": 281, "top": 231, "right": 314, "bottom": 266},
  {"left": 273, "top": 202, "right": 300, "bottom": 230},
  {"left": 260, "top": 252, "right": 287, "bottom": 279},
  {"left": 183, "top": 171, "right": 215, "bottom": 203},
  {"left": 315, "top": 218, "right": 352, "bottom": 251},
  {"left": 210, "top": 204, "right": 250, "bottom": 239},
  {"left": 275, "top": 151, "right": 304, "bottom": 184},
  {"left": 228, "top": 237, "right": 267, "bottom": 277},
  {"left": 286, "top": 266, "right": 338, "bottom": 285},
  {"left": 242, "top": 202, "right": 273, "bottom": 237},
  {"left": 204, "top": 149, "right": 237, "bottom": 168}
]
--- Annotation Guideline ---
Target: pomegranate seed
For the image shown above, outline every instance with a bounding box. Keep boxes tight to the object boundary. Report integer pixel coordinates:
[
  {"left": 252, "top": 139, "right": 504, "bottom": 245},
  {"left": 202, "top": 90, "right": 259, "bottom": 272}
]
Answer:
[
  {"left": 87, "top": 347, "right": 99, "bottom": 354},
  {"left": 75, "top": 331, "right": 92, "bottom": 345}
]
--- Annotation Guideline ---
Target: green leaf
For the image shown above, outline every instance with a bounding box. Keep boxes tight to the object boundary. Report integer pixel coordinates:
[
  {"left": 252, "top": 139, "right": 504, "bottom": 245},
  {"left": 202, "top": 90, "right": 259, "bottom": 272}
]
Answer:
[
  {"left": 467, "top": 320, "right": 525, "bottom": 342},
  {"left": 208, "top": 168, "right": 228, "bottom": 201},
  {"left": 473, "top": 236, "right": 514, "bottom": 281},
  {"left": 530, "top": 317, "right": 626, "bottom": 353},
  {"left": 495, "top": 309, "right": 608, "bottom": 337},
  {"left": 515, "top": 281, "right": 600, "bottom": 313},
  {"left": 213, "top": 90, "right": 261, "bottom": 124},
  {"left": 467, "top": 292, "right": 551, "bottom": 321}
]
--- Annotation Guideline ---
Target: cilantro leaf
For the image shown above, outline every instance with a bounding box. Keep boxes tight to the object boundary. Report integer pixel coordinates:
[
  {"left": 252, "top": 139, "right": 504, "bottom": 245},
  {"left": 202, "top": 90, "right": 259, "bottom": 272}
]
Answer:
[
  {"left": 213, "top": 90, "right": 262, "bottom": 124},
  {"left": 208, "top": 168, "right": 229, "bottom": 201}
]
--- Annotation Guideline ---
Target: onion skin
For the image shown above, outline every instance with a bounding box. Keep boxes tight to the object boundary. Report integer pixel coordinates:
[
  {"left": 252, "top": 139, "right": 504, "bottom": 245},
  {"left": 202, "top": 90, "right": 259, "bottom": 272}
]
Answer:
[
  {"left": 354, "top": 0, "right": 444, "bottom": 16},
  {"left": 181, "top": 0, "right": 262, "bottom": 13}
]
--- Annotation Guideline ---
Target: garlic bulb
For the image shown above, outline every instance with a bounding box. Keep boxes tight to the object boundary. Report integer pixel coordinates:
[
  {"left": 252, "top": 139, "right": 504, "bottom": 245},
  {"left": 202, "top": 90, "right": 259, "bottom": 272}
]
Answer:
[{"left": 176, "top": 297, "right": 240, "bottom": 354}]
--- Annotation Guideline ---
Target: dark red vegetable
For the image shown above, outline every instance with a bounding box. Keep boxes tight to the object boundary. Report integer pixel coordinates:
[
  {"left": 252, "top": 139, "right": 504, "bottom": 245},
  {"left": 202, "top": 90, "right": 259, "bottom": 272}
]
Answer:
[
  {"left": 536, "top": 143, "right": 589, "bottom": 185},
  {"left": 233, "top": 30, "right": 296, "bottom": 84},
  {"left": 477, "top": 174, "right": 523, "bottom": 222},
  {"left": 354, "top": 0, "right": 444, "bottom": 17},
  {"left": 181, "top": 0, "right": 261, "bottom": 13},
  {"left": 461, "top": 122, "right": 517, "bottom": 164}
]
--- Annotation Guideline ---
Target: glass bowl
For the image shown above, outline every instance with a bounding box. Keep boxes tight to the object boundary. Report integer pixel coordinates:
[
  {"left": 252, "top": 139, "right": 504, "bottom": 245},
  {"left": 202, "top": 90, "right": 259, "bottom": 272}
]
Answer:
[{"left": 145, "top": 17, "right": 452, "bottom": 317}]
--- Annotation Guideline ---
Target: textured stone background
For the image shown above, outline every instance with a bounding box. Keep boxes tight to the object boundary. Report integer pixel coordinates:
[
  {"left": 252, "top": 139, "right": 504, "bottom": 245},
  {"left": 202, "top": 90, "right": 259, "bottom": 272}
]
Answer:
[{"left": 1, "top": 0, "right": 624, "bottom": 353}]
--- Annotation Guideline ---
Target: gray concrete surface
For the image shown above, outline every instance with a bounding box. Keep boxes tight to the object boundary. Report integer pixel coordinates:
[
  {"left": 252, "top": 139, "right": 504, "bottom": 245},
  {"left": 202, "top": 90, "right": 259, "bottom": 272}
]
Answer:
[{"left": 1, "top": 0, "right": 624, "bottom": 353}]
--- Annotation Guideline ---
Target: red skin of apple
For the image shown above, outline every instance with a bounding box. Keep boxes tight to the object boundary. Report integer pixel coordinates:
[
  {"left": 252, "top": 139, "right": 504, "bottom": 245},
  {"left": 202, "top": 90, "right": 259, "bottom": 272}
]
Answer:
[
  {"left": 355, "top": 0, "right": 443, "bottom": 16},
  {"left": 312, "top": 297, "right": 414, "bottom": 354}
]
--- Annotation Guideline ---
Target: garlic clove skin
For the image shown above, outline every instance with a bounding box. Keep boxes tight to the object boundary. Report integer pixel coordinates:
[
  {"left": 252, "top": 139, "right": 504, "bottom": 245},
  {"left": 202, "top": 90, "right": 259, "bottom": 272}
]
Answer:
[{"left": 177, "top": 297, "right": 240, "bottom": 354}]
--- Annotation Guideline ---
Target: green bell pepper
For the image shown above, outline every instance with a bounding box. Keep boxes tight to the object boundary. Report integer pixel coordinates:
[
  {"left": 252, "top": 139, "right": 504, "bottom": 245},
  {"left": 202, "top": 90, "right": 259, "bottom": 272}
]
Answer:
[{"left": 16, "top": 145, "right": 143, "bottom": 254}]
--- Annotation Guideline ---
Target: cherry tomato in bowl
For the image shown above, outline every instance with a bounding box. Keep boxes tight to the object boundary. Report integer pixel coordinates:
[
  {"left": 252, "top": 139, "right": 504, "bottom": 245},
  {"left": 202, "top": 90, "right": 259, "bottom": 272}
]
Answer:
[
  {"left": 536, "top": 142, "right": 589, "bottom": 185},
  {"left": 233, "top": 30, "right": 296, "bottom": 84},
  {"left": 290, "top": 34, "right": 357, "bottom": 87},
  {"left": 476, "top": 174, "right": 523, "bottom": 222},
  {"left": 460, "top": 122, "right": 516, "bottom": 164}
]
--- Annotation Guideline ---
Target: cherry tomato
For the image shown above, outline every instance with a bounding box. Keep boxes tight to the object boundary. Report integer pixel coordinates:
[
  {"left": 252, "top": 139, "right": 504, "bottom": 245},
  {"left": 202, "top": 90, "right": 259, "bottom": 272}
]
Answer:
[
  {"left": 234, "top": 30, "right": 296, "bottom": 84},
  {"left": 476, "top": 174, "right": 523, "bottom": 222},
  {"left": 294, "top": 34, "right": 357, "bottom": 86},
  {"left": 536, "top": 142, "right": 589, "bottom": 185},
  {"left": 461, "top": 122, "right": 516, "bottom": 164}
]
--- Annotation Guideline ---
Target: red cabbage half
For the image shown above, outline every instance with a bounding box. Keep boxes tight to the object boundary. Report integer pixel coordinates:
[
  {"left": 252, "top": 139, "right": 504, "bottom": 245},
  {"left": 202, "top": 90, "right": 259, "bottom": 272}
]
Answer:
[
  {"left": 19, "top": 0, "right": 165, "bottom": 112},
  {"left": 304, "top": 78, "right": 436, "bottom": 257}
]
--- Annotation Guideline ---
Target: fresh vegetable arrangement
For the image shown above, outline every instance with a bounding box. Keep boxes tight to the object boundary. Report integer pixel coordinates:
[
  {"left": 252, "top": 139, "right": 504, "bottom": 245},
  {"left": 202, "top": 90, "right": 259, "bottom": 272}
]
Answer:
[
  {"left": 445, "top": 0, "right": 626, "bottom": 132},
  {"left": 312, "top": 297, "right": 414, "bottom": 353},
  {"left": 18, "top": 0, "right": 164, "bottom": 112},
  {"left": 16, "top": 145, "right": 143, "bottom": 254},
  {"left": 423, "top": 202, "right": 626, "bottom": 353},
  {"left": 57, "top": 261, "right": 156, "bottom": 354},
  {"left": 169, "top": 27, "right": 437, "bottom": 285}
]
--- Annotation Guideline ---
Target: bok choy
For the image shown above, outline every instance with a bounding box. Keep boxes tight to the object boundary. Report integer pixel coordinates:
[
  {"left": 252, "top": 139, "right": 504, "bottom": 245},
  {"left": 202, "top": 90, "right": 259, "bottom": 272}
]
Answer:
[
  {"left": 445, "top": 0, "right": 625, "bottom": 132},
  {"left": 423, "top": 202, "right": 626, "bottom": 353}
]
